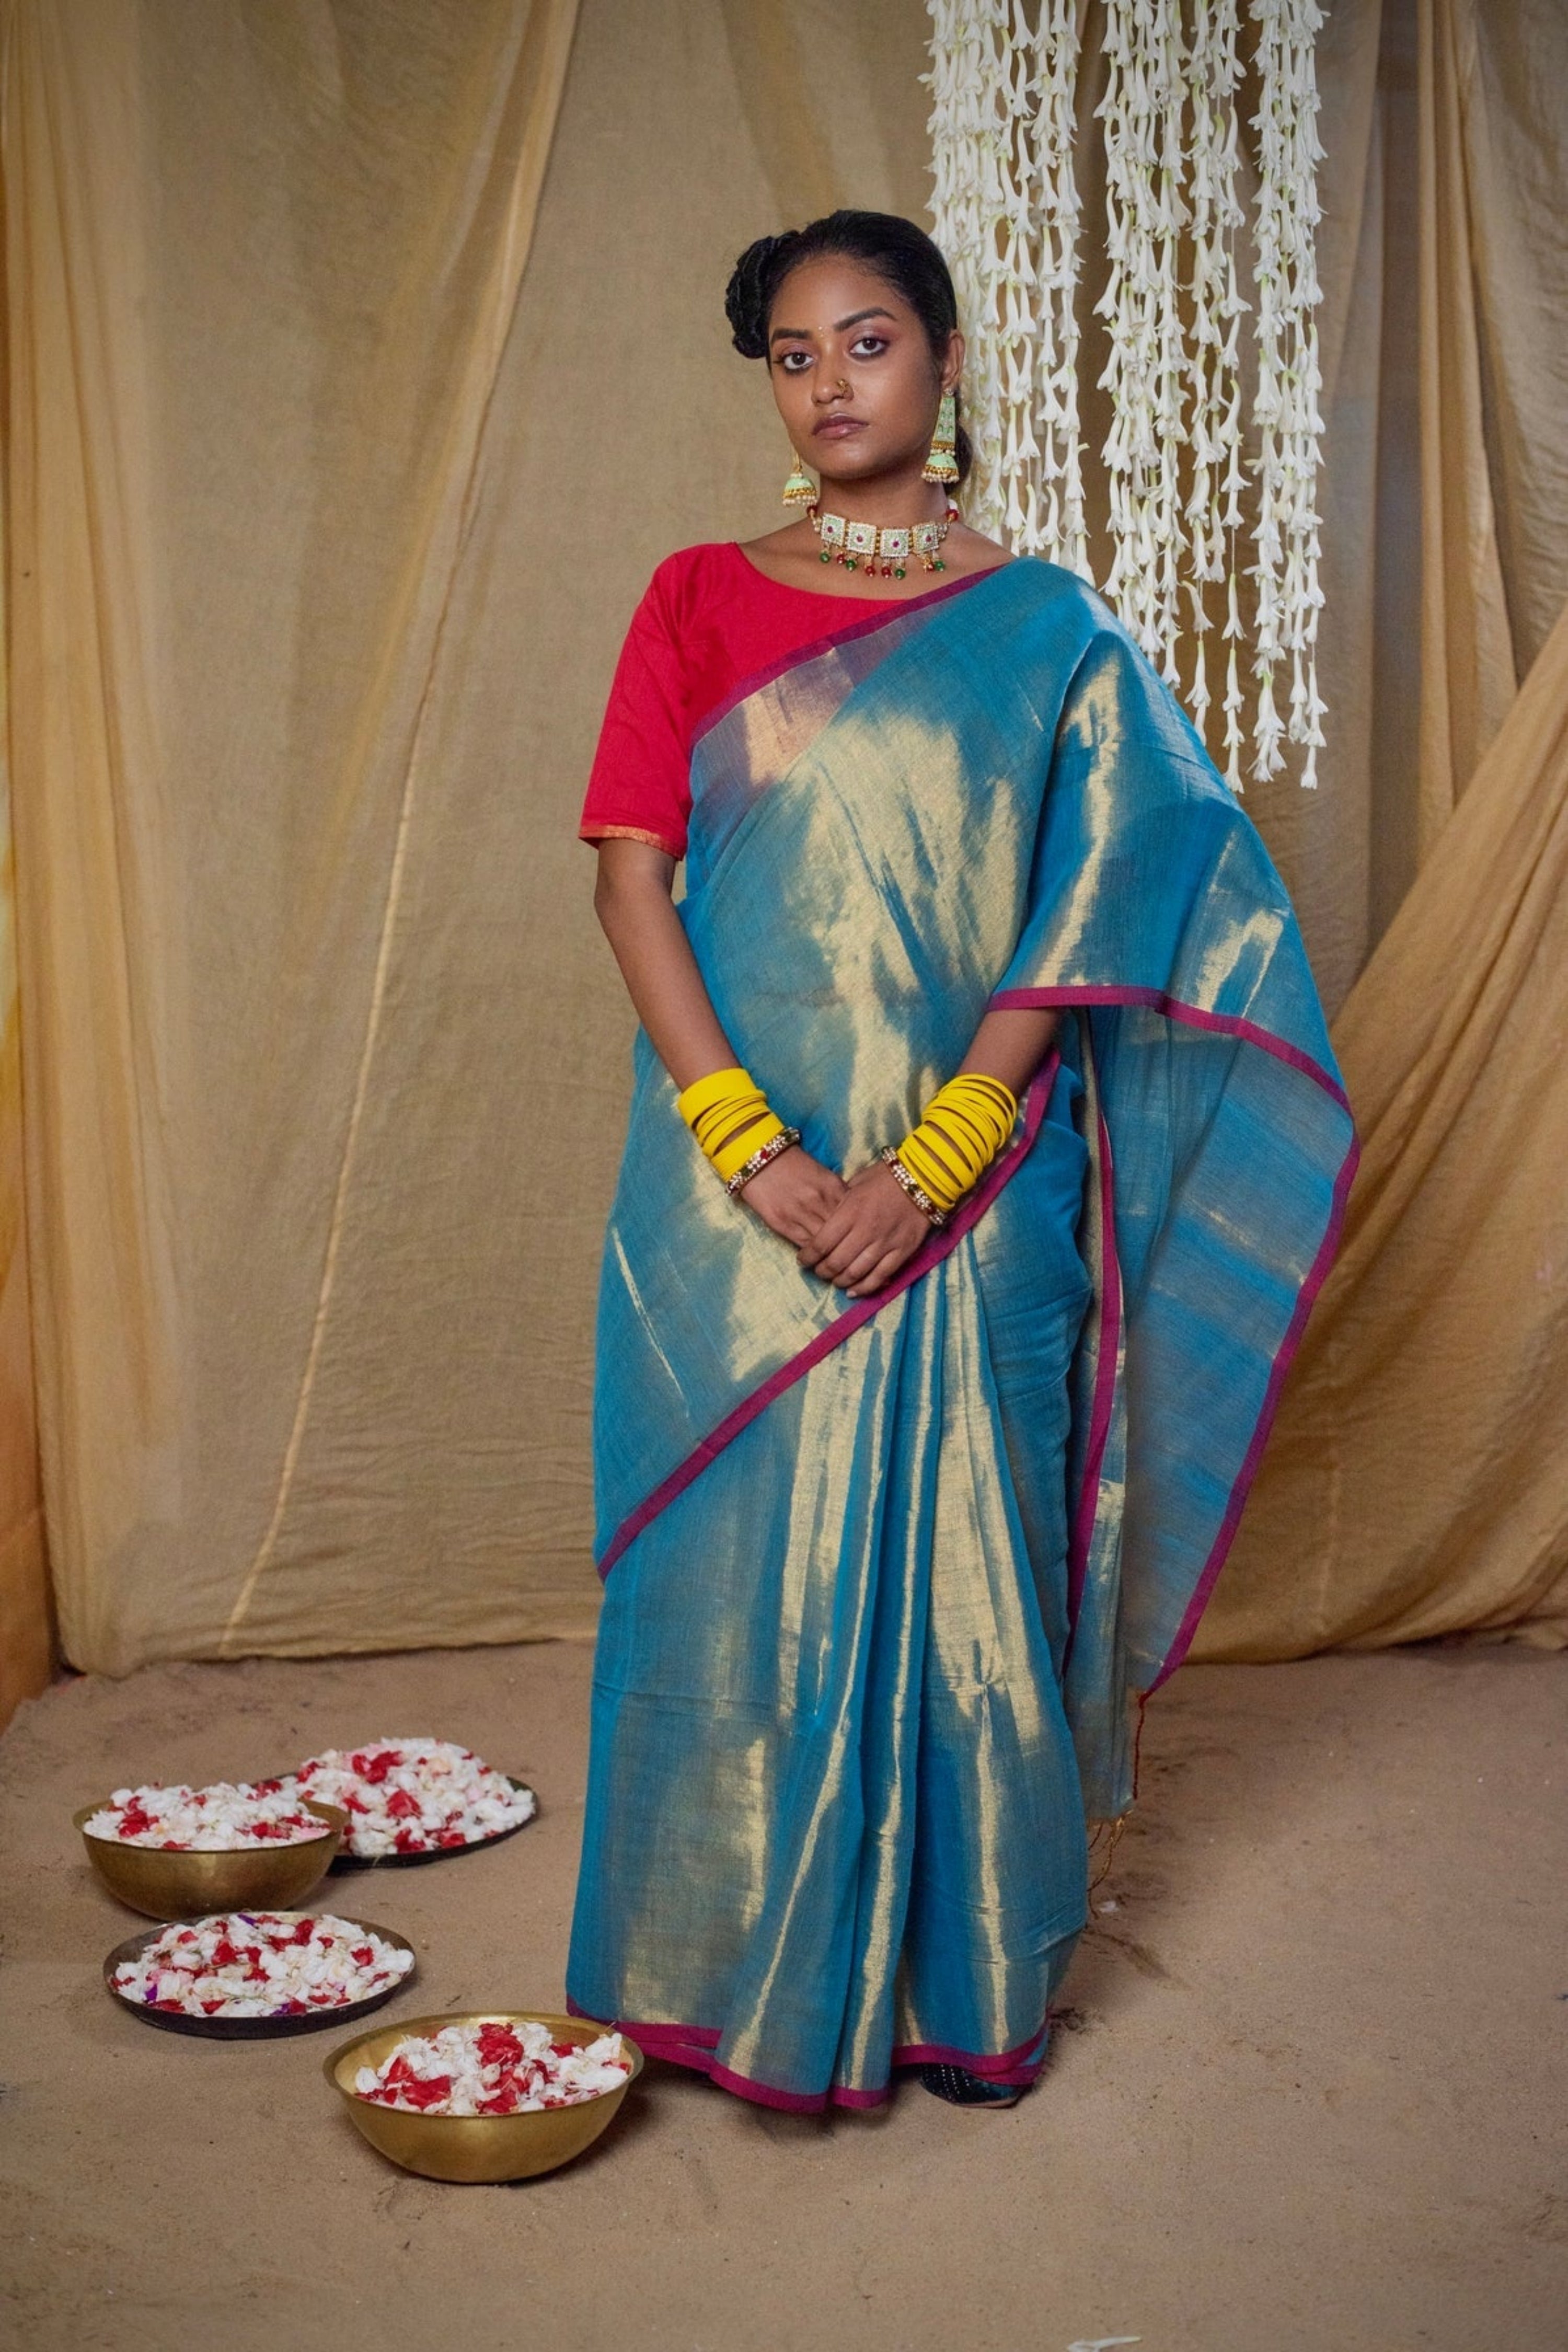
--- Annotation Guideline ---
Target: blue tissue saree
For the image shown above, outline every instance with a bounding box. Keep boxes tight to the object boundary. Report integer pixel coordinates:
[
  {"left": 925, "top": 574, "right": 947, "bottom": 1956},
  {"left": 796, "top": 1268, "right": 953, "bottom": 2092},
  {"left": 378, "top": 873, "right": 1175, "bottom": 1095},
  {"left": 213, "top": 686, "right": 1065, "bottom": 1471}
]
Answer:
[{"left": 566, "top": 560, "right": 1356, "bottom": 2111}]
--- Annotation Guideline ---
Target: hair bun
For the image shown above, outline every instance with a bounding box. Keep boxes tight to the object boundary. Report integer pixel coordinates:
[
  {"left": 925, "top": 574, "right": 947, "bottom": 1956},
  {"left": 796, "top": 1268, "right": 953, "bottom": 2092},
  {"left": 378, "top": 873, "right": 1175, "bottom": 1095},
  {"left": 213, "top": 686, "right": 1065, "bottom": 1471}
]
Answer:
[{"left": 724, "top": 230, "right": 802, "bottom": 358}]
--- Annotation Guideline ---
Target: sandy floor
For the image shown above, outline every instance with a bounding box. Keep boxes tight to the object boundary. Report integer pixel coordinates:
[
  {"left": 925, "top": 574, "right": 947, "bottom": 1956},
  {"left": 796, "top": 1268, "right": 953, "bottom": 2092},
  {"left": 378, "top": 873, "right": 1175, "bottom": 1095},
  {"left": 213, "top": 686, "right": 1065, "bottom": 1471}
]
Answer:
[{"left": 1, "top": 1640, "right": 1564, "bottom": 2352}]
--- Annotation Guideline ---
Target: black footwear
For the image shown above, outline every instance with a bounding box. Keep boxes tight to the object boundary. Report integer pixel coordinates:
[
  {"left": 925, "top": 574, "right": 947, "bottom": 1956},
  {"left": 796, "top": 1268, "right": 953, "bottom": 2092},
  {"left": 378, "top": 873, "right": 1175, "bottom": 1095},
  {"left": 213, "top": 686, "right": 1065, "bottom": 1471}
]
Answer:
[{"left": 918, "top": 2063, "right": 1024, "bottom": 2108}]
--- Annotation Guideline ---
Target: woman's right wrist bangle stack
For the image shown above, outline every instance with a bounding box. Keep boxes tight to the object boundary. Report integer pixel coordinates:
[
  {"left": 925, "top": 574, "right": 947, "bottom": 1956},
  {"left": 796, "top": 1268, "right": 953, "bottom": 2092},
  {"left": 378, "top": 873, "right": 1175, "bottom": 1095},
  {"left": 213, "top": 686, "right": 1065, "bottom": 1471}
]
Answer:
[
  {"left": 726, "top": 1125, "right": 802, "bottom": 1196},
  {"left": 676, "top": 1064, "right": 800, "bottom": 1198}
]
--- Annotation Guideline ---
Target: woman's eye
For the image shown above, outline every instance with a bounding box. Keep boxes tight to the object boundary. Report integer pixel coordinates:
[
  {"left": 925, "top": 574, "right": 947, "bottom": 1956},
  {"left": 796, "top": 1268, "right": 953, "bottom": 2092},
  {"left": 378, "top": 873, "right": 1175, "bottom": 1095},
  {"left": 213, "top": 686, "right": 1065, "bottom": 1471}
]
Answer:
[
  {"left": 778, "top": 350, "right": 812, "bottom": 373},
  {"left": 849, "top": 335, "right": 889, "bottom": 358}
]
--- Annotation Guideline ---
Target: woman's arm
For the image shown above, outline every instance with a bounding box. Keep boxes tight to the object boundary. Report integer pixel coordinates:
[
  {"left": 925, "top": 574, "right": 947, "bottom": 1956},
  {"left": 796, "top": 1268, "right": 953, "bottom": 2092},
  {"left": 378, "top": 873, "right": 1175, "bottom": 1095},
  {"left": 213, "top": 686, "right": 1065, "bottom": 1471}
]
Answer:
[
  {"left": 796, "top": 1004, "right": 1060, "bottom": 1296},
  {"left": 592, "top": 838, "right": 847, "bottom": 1246},
  {"left": 592, "top": 838, "right": 736, "bottom": 1089},
  {"left": 955, "top": 1005, "right": 1059, "bottom": 1096}
]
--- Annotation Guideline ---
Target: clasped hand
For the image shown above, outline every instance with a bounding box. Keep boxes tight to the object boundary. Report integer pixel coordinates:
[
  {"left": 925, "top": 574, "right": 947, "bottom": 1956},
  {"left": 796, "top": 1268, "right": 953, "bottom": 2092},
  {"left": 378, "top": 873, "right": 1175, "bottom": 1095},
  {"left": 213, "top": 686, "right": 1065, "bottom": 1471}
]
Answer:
[{"left": 740, "top": 1143, "right": 932, "bottom": 1298}]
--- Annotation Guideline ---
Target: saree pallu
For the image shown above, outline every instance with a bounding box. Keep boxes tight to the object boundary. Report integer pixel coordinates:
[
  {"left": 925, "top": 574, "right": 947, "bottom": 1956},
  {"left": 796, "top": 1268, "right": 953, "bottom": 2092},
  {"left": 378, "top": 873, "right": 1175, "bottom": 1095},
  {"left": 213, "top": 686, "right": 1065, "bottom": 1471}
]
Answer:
[{"left": 567, "top": 560, "right": 1357, "bottom": 2111}]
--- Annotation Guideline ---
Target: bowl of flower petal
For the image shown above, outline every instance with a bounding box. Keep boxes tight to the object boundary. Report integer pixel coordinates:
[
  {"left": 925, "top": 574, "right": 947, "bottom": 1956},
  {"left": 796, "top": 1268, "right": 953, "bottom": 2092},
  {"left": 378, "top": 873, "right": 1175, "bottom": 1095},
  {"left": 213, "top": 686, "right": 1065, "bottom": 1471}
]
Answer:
[
  {"left": 324, "top": 2011, "right": 642, "bottom": 2183},
  {"left": 74, "top": 1782, "right": 348, "bottom": 1920}
]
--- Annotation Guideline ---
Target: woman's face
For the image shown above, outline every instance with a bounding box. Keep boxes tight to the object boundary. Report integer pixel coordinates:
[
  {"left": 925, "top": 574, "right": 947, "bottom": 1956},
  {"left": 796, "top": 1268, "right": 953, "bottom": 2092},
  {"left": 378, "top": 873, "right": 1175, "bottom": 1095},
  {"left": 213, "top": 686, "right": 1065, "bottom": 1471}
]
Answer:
[{"left": 764, "top": 254, "right": 961, "bottom": 487}]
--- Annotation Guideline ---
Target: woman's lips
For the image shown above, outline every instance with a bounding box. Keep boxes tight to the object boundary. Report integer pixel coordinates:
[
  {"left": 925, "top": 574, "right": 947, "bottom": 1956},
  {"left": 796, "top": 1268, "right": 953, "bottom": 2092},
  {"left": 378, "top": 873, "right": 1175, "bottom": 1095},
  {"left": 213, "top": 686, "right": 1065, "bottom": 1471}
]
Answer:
[{"left": 812, "top": 416, "right": 866, "bottom": 439}]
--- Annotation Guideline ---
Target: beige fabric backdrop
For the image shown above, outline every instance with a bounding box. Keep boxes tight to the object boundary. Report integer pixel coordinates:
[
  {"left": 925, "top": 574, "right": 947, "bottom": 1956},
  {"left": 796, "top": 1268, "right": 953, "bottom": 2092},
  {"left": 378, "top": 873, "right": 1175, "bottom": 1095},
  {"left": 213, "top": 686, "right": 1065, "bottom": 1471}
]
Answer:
[
  {"left": 1194, "top": 596, "right": 1568, "bottom": 1657},
  {"left": 2, "top": 0, "right": 931, "bottom": 1677},
  {"left": 1193, "top": 0, "right": 1568, "bottom": 1657},
  {"left": 3, "top": 0, "right": 1565, "bottom": 1685},
  {"left": 0, "top": 630, "right": 43, "bottom": 1724}
]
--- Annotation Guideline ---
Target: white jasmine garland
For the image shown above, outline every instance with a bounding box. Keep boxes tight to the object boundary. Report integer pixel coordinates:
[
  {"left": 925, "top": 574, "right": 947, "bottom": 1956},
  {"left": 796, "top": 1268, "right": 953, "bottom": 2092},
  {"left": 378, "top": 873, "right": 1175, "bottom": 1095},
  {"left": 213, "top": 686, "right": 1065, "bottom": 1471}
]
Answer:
[
  {"left": 1094, "top": 0, "right": 1191, "bottom": 685},
  {"left": 1183, "top": 0, "right": 1249, "bottom": 778},
  {"left": 1250, "top": 0, "right": 1327, "bottom": 786},
  {"left": 1031, "top": 0, "right": 1089, "bottom": 576},
  {"left": 926, "top": 0, "right": 1327, "bottom": 788},
  {"left": 925, "top": 0, "right": 1018, "bottom": 543},
  {"left": 925, "top": 0, "right": 1088, "bottom": 575}
]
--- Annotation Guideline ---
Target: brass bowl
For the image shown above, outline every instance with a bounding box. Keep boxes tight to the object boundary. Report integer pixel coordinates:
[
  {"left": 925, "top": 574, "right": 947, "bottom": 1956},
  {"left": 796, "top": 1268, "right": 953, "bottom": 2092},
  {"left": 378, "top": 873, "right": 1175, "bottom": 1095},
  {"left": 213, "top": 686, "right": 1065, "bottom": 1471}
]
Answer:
[
  {"left": 74, "top": 1799, "right": 348, "bottom": 1920},
  {"left": 324, "top": 2010, "right": 643, "bottom": 2184}
]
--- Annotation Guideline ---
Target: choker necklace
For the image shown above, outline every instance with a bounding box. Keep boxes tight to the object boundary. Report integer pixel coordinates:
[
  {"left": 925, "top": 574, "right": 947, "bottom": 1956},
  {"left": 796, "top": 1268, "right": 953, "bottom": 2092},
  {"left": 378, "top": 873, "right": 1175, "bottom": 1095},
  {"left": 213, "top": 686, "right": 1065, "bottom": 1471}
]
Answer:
[{"left": 808, "top": 499, "right": 959, "bottom": 579}]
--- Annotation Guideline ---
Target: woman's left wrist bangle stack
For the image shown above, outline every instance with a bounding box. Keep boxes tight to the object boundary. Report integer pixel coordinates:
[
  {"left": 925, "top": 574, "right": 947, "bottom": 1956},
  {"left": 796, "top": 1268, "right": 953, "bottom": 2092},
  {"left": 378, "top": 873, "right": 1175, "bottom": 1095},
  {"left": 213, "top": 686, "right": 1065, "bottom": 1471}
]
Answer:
[
  {"left": 883, "top": 1071, "right": 1019, "bottom": 1226},
  {"left": 677, "top": 1065, "right": 800, "bottom": 1198},
  {"left": 878, "top": 1145, "right": 948, "bottom": 1226}
]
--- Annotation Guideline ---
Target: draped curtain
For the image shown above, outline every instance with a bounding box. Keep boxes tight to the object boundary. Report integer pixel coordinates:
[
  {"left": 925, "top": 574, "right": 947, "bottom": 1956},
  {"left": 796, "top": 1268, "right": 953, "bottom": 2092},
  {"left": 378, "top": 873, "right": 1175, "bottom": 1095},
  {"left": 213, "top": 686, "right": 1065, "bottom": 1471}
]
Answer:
[
  {"left": 1, "top": 0, "right": 1564, "bottom": 1704},
  {"left": 1192, "top": 0, "right": 1568, "bottom": 1657}
]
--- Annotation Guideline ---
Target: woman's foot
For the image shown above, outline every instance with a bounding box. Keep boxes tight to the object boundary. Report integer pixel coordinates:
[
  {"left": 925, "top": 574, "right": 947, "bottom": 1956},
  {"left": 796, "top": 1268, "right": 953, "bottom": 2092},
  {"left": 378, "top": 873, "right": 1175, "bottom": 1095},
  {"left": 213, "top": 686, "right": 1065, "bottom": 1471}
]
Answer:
[{"left": 918, "top": 2063, "right": 1024, "bottom": 2108}]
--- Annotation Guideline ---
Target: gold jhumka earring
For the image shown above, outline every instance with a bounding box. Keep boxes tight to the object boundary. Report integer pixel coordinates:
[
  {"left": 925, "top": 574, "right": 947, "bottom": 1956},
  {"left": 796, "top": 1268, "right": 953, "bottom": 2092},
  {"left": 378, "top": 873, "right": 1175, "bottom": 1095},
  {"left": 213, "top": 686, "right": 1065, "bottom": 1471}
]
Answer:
[
  {"left": 920, "top": 389, "right": 960, "bottom": 486},
  {"left": 781, "top": 447, "right": 816, "bottom": 506}
]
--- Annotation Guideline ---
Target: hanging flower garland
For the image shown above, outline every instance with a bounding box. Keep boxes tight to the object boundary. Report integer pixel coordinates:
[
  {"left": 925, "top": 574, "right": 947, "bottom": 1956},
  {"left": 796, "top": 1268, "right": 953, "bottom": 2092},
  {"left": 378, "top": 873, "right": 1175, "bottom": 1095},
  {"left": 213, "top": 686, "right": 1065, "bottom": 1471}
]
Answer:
[
  {"left": 924, "top": 0, "right": 1089, "bottom": 575},
  {"left": 927, "top": 0, "right": 1328, "bottom": 789},
  {"left": 925, "top": 1, "right": 1017, "bottom": 545},
  {"left": 1183, "top": 0, "right": 1249, "bottom": 787},
  {"left": 1029, "top": 0, "right": 1089, "bottom": 575},
  {"left": 1250, "top": 0, "right": 1327, "bottom": 787},
  {"left": 1093, "top": 0, "right": 1191, "bottom": 686}
]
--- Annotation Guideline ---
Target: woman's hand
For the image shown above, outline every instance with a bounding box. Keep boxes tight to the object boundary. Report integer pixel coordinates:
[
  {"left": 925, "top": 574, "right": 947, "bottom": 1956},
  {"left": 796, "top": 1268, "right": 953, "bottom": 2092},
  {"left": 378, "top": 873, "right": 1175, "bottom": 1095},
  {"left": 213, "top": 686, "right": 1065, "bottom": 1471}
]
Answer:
[
  {"left": 793, "top": 1159, "right": 932, "bottom": 1296},
  {"left": 740, "top": 1144, "right": 848, "bottom": 1249}
]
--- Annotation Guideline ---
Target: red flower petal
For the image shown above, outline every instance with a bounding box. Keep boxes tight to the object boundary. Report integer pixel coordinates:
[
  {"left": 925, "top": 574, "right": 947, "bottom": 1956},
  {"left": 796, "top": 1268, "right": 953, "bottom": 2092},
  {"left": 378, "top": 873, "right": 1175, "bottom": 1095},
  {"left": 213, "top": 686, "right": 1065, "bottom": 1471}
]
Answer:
[{"left": 400, "top": 2074, "right": 453, "bottom": 2110}]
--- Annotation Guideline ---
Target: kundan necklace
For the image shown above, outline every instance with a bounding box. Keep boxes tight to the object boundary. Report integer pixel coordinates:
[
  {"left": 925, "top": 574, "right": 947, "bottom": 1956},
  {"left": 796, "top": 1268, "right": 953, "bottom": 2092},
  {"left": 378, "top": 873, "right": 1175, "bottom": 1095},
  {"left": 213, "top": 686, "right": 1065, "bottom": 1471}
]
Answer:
[{"left": 809, "top": 499, "right": 959, "bottom": 579}]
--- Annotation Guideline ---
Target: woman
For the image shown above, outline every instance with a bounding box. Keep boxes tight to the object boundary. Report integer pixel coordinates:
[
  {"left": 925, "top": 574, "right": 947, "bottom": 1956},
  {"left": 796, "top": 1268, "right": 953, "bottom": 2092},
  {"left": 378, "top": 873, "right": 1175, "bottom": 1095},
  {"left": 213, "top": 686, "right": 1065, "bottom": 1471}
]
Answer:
[{"left": 567, "top": 211, "right": 1356, "bottom": 2115}]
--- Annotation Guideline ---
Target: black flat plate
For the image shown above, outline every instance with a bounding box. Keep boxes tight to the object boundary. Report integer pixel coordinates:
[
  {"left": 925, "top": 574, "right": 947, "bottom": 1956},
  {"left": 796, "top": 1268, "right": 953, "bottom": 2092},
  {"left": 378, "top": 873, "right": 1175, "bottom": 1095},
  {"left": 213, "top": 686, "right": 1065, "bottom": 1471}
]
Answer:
[
  {"left": 103, "top": 1917, "right": 418, "bottom": 2040},
  {"left": 327, "top": 1777, "right": 539, "bottom": 1871}
]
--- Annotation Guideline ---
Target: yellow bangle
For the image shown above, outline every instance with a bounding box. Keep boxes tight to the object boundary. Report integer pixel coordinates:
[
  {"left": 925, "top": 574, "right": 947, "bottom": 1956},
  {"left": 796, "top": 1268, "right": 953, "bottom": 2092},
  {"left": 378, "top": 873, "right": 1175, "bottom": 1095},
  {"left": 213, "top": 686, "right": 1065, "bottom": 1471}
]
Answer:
[
  {"left": 676, "top": 1065, "right": 754, "bottom": 1123},
  {"left": 891, "top": 1073, "right": 1018, "bottom": 1214},
  {"left": 677, "top": 1064, "right": 787, "bottom": 1187}
]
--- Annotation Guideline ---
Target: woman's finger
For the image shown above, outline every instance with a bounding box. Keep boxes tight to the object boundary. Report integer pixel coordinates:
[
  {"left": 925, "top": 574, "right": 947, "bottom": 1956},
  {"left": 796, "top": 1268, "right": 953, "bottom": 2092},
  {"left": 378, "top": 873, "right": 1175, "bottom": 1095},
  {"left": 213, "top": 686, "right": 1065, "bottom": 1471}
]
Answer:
[
  {"left": 847, "top": 1249, "right": 904, "bottom": 1297},
  {"left": 813, "top": 1219, "right": 869, "bottom": 1275},
  {"left": 822, "top": 1227, "right": 885, "bottom": 1282},
  {"left": 831, "top": 1240, "right": 888, "bottom": 1289},
  {"left": 798, "top": 1212, "right": 854, "bottom": 1267},
  {"left": 810, "top": 1244, "right": 851, "bottom": 1279}
]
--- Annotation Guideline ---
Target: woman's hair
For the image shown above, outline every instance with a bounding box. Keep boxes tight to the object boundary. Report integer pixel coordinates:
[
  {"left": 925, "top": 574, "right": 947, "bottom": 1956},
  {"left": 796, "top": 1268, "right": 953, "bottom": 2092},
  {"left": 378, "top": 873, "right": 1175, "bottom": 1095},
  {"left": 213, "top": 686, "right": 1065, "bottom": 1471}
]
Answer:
[{"left": 724, "top": 209, "right": 973, "bottom": 486}]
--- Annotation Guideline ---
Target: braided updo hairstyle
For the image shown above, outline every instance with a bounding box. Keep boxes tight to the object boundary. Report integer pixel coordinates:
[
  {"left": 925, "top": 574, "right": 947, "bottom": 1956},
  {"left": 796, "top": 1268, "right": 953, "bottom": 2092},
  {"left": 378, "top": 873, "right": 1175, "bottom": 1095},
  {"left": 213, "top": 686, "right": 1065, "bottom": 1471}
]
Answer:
[{"left": 724, "top": 210, "right": 973, "bottom": 487}]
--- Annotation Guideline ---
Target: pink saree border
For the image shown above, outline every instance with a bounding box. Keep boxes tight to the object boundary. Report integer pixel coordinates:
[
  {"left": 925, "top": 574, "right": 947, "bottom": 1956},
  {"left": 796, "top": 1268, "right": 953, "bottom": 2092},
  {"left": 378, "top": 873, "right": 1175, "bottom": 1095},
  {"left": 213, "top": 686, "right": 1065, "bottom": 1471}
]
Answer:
[
  {"left": 988, "top": 985, "right": 1359, "bottom": 1692},
  {"left": 595, "top": 1050, "right": 1061, "bottom": 1579},
  {"left": 693, "top": 557, "right": 1007, "bottom": 747},
  {"left": 567, "top": 1996, "right": 1048, "bottom": 2113},
  {"left": 990, "top": 984, "right": 1351, "bottom": 1110},
  {"left": 1147, "top": 1128, "right": 1359, "bottom": 1689},
  {"left": 1066, "top": 1096, "right": 1121, "bottom": 1631}
]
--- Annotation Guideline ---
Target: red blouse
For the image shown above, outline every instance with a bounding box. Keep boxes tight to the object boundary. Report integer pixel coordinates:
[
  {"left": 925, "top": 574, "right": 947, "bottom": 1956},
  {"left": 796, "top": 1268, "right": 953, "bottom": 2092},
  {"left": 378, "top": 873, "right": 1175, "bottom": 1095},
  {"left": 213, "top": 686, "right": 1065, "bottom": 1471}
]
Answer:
[{"left": 579, "top": 541, "right": 986, "bottom": 862}]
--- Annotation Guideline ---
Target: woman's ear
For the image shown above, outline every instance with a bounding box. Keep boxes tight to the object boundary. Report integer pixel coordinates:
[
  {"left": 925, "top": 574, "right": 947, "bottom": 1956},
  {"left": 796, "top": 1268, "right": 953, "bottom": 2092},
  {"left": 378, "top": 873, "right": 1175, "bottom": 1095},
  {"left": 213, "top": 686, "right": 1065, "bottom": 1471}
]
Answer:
[{"left": 942, "top": 328, "right": 965, "bottom": 395}]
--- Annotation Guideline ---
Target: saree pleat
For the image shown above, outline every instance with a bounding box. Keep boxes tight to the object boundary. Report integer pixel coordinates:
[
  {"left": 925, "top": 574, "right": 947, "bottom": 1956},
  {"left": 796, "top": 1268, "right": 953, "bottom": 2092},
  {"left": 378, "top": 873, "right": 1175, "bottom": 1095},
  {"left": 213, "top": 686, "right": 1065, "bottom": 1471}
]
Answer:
[
  {"left": 568, "top": 1064, "right": 1093, "bottom": 2107},
  {"left": 569, "top": 561, "right": 1355, "bottom": 2106}
]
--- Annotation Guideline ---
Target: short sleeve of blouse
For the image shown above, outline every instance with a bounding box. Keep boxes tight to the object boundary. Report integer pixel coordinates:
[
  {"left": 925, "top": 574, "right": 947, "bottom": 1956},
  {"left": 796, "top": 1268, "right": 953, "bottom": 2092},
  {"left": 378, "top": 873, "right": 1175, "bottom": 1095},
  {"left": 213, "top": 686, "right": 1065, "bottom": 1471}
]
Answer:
[{"left": 578, "top": 563, "right": 693, "bottom": 860}]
